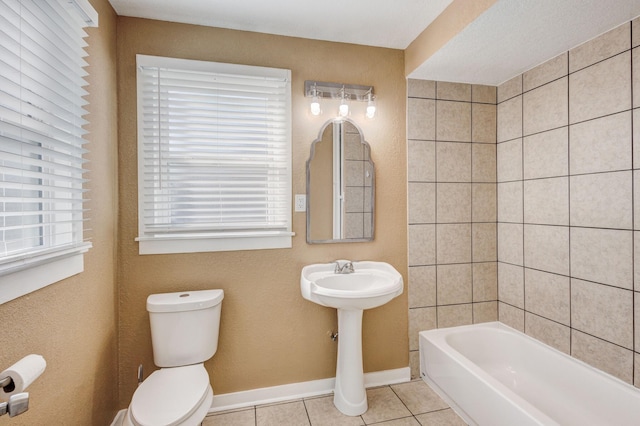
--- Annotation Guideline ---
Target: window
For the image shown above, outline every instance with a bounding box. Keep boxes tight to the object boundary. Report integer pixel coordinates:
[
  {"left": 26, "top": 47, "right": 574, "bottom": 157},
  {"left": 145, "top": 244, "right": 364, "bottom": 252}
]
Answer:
[
  {"left": 0, "top": 0, "right": 97, "bottom": 304},
  {"left": 136, "top": 55, "right": 292, "bottom": 254}
]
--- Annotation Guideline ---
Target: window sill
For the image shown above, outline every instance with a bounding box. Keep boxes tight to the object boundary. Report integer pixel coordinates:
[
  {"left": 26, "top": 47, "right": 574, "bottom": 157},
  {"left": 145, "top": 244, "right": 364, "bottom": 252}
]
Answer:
[
  {"left": 136, "top": 233, "right": 293, "bottom": 255},
  {"left": 0, "top": 247, "right": 91, "bottom": 305}
]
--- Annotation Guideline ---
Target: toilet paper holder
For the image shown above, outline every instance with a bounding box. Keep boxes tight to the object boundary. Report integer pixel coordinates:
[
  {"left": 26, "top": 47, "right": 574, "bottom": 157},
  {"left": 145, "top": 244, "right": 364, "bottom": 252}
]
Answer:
[{"left": 0, "top": 375, "right": 14, "bottom": 391}]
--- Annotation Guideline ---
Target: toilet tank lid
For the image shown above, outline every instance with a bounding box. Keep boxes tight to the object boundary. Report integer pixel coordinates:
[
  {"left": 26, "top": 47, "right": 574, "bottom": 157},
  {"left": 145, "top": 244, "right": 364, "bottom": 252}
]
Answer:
[{"left": 147, "top": 289, "right": 224, "bottom": 313}]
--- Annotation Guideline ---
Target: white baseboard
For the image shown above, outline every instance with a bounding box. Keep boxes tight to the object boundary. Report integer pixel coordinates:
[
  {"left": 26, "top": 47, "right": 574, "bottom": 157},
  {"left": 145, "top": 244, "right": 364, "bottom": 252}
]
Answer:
[{"left": 208, "top": 366, "right": 411, "bottom": 413}]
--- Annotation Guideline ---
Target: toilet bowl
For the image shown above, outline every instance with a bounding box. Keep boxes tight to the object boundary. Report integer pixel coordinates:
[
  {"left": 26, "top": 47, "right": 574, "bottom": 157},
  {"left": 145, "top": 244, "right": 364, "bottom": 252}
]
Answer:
[{"left": 123, "top": 289, "right": 224, "bottom": 426}]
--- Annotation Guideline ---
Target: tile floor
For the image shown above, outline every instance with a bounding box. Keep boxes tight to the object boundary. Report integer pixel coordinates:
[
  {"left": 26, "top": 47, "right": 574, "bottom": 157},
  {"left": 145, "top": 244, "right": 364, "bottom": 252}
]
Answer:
[{"left": 203, "top": 379, "right": 467, "bottom": 425}]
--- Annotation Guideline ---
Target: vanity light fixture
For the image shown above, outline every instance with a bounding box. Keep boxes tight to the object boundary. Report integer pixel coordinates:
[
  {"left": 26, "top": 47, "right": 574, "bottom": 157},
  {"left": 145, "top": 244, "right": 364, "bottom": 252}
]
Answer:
[{"left": 304, "top": 80, "right": 376, "bottom": 119}]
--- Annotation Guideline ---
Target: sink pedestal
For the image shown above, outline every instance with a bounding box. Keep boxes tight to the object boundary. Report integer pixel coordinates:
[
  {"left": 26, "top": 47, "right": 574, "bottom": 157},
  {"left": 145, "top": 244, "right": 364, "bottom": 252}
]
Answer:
[{"left": 334, "top": 308, "right": 367, "bottom": 416}]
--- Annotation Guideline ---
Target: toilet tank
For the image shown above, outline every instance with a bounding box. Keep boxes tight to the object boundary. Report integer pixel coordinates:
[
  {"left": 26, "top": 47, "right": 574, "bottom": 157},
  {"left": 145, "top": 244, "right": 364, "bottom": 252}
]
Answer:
[{"left": 147, "top": 289, "right": 224, "bottom": 368}]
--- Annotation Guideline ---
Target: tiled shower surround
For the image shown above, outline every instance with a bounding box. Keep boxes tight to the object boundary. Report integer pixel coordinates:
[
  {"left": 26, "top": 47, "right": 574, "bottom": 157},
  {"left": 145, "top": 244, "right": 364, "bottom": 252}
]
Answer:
[{"left": 408, "top": 19, "right": 640, "bottom": 387}]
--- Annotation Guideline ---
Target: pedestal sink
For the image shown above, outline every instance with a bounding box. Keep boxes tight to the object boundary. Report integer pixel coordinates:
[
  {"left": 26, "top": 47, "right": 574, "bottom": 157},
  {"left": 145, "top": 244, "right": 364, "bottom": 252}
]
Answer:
[{"left": 300, "top": 261, "right": 403, "bottom": 416}]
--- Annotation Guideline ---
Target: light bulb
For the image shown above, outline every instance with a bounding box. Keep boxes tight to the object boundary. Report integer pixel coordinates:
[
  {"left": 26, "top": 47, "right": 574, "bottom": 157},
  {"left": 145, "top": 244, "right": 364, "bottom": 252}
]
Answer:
[
  {"left": 365, "top": 92, "right": 376, "bottom": 119},
  {"left": 310, "top": 95, "right": 321, "bottom": 115},
  {"left": 339, "top": 98, "right": 349, "bottom": 117}
]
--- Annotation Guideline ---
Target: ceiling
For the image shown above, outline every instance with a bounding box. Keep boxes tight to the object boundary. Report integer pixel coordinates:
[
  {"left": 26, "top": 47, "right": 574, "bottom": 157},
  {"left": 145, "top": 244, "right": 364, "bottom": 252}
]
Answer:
[{"left": 109, "top": 0, "right": 640, "bottom": 86}]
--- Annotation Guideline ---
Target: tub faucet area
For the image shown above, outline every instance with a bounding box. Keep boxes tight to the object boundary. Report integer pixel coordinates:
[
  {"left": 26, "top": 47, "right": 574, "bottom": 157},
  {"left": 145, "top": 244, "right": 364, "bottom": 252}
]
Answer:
[{"left": 334, "top": 260, "right": 354, "bottom": 274}]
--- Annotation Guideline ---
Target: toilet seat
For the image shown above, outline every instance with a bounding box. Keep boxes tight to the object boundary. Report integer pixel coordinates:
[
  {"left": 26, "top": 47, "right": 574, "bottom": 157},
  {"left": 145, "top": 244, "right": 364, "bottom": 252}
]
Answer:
[{"left": 129, "top": 364, "right": 211, "bottom": 426}]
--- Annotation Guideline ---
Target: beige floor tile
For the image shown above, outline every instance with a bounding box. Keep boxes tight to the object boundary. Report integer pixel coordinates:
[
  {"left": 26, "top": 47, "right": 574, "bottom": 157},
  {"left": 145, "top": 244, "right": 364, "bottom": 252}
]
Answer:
[
  {"left": 256, "top": 400, "right": 310, "bottom": 426},
  {"left": 203, "top": 408, "right": 255, "bottom": 425},
  {"left": 391, "top": 380, "right": 449, "bottom": 415},
  {"left": 304, "top": 395, "right": 364, "bottom": 426},
  {"left": 415, "top": 408, "right": 467, "bottom": 426},
  {"left": 361, "top": 387, "right": 412, "bottom": 424},
  {"left": 373, "top": 417, "right": 421, "bottom": 426}
]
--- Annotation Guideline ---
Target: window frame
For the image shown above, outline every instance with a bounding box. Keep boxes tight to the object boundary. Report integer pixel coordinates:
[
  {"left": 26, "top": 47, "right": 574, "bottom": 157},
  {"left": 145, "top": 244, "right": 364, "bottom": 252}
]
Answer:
[
  {"left": 135, "top": 55, "right": 293, "bottom": 255},
  {"left": 0, "top": 0, "right": 97, "bottom": 305}
]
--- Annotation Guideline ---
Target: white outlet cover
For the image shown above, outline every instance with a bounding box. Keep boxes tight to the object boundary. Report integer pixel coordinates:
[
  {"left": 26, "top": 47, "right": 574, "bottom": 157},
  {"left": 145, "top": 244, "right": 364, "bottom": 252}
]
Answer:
[{"left": 295, "top": 194, "right": 306, "bottom": 212}]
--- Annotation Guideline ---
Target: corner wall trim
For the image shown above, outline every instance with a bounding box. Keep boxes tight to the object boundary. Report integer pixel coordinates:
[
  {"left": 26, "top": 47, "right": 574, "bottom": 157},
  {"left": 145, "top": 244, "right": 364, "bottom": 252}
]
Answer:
[{"left": 208, "top": 366, "right": 411, "bottom": 413}]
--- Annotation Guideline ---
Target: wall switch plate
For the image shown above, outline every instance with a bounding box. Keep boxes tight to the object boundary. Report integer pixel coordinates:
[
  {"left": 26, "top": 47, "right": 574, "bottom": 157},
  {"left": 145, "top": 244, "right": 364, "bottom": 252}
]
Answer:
[{"left": 295, "top": 194, "right": 306, "bottom": 212}]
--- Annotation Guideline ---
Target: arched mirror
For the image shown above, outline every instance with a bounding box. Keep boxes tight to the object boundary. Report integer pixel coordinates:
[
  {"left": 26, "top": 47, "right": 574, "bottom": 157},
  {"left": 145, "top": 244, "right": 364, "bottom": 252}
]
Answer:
[{"left": 306, "top": 118, "right": 374, "bottom": 243}]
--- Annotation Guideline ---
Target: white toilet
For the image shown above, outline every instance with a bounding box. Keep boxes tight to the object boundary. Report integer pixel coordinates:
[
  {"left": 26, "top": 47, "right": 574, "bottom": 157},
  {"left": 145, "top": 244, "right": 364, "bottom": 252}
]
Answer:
[{"left": 123, "top": 289, "right": 224, "bottom": 426}]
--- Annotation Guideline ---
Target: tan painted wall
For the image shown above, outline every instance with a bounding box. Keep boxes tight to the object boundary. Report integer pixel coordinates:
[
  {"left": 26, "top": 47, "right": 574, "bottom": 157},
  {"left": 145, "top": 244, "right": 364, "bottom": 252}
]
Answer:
[
  {"left": 116, "top": 18, "right": 408, "bottom": 406},
  {"left": 0, "top": 0, "right": 119, "bottom": 424}
]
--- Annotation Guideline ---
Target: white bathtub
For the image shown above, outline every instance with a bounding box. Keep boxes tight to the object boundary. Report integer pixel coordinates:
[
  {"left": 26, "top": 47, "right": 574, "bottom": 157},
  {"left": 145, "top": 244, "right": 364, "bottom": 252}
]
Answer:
[{"left": 419, "top": 322, "right": 640, "bottom": 426}]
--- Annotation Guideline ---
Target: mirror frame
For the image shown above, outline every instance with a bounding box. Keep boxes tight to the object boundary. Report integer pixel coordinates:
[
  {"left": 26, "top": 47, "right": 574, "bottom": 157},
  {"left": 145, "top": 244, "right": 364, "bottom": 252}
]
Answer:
[{"left": 306, "top": 118, "right": 375, "bottom": 244}]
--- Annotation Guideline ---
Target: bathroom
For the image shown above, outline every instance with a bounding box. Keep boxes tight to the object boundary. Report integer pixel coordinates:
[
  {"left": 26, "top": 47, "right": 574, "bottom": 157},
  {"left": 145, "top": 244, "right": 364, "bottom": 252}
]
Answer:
[{"left": 0, "top": 0, "right": 639, "bottom": 424}]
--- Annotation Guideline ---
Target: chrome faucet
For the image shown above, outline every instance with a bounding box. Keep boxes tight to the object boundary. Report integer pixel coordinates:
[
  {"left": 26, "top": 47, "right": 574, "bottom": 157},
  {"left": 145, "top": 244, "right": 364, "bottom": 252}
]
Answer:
[{"left": 334, "top": 260, "right": 354, "bottom": 274}]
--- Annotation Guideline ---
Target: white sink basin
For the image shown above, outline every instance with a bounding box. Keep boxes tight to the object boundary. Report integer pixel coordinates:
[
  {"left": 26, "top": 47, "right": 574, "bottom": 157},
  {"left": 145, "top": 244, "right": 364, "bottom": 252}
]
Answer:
[{"left": 301, "top": 261, "right": 403, "bottom": 310}]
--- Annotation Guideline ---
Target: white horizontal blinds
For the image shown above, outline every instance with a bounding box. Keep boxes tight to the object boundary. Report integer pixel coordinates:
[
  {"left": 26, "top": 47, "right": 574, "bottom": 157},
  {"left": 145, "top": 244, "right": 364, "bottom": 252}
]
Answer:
[
  {"left": 138, "top": 56, "right": 292, "bottom": 240},
  {"left": 0, "top": 0, "right": 94, "bottom": 272}
]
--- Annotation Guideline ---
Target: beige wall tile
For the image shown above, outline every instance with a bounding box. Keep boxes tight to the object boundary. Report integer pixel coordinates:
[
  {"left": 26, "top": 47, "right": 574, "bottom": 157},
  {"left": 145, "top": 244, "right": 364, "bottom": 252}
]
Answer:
[
  {"left": 408, "top": 224, "right": 436, "bottom": 266},
  {"left": 473, "top": 301, "right": 498, "bottom": 323},
  {"left": 437, "top": 304, "right": 473, "bottom": 328},
  {"left": 525, "top": 268, "right": 570, "bottom": 325},
  {"left": 571, "top": 330, "right": 633, "bottom": 384},
  {"left": 637, "top": 292, "right": 640, "bottom": 352},
  {"left": 498, "top": 75, "right": 522, "bottom": 103},
  {"left": 633, "top": 17, "right": 640, "bottom": 48},
  {"left": 498, "top": 262, "right": 524, "bottom": 308},
  {"left": 569, "top": 111, "right": 631, "bottom": 174},
  {"left": 472, "top": 104, "right": 497, "bottom": 143},
  {"left": 636, "top": 233, "right": 640, "bottom": 291},
  {"left": 572, "top": 278, "right": 633, "bottom": 349},
  {"left": 497, "top": 139, "right": 522, "bottom": 182},
  {"left": 408, "top": 182, "right": 435, "bottom": 224},
  {"left": 437, "top": 183, "right": 471, "bottom": 223},
  {"left": 497, "top": 95, "right": 523, "bottom": 142},
  {"left": 634, "top": 110, "right": 640, "bottom": 166},
  {"left": 570, "top": 227, "right": 633, "bottom": 289},
  {"left": 436, "top": 101, "right": 471, "bottom": 142},
  {"left": 472, "top": 183, "right": 496, "bottom": 222},
  {"left": 634, "top": 48, "right": 640, "bottom": 108},
  {"left": 471, "top": 304, "right": 495, "bottom": 325},
  {"left": 436, "top": 224, "right": 472, "bottom": 264},
  {"left": 409, "top": 350, "right": 420, "bottom": 380},
  {"left": 525, "top": 313, "right": 570, "bottom": 354},
  {"left": 524, "top": 224, "right": 570, "bottom": 275},
  {"left": 498, "top": 181, "right": 523, "bottom": 223},
  {"left": 570, "top": 171, "right": 632, "bottom": 229},
  {"left": 523, "top": 52, "right": 568, "bottom": 92},
  {"left": 408, "top": 265, "right": 436, "bottom": 308},
  {"left": 569, "top": 23, "right": 630, "bottom": 73},
  {"left": 409, "top": 307, "right": 436, "bottom": 351},
  {"left": 497, "top": 223, "right": 523, "bottom": 265},
  {"left": 523, "top": 77, "right": 568, "bottom": 136},
  {"left": 635, "top": 354, "right": 640, "bottom": 388},
  {"left": 437, "top": 81, "right": 471, "bottom": 101},
  {"left": 523, "top": 127, "right": 568, "bottom": 179},
  {"left": 436, "top": 142, "right": 471, "bottom": 182},
  {"left": 472, "top": 223, "right": 497, "bottom": 262},
  {"left": 344, "top": 213, "right": 364, "bottom": 239},
  {"left": 437, "top": 264, "right": 472, "bottom": 305},
  {"left": 408, "top": 79, "right": 435, "bottom": 99},
  {"left": 472, "top": 144, "right": 497, "bottom": 182},
  {"left": 408, "top": 98, "right": 435, "bottom": 140},
  {"left": 472, "top": 85, "right": 497, "bottom": 104},
  {"left": 408, "top": 140, "right": 435, "bottom": 182},
  {"left": 569, "top": 52, "right": 631, "bottom": 124},
  {"left": 524, "top": 177, "right": 569, "bottom": 225},
  {"left": 473, "top": 262, "right": 497, "bottom": 302},
  {"left": 499, "top": 302, "right": 524, "bottom": 331}
]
